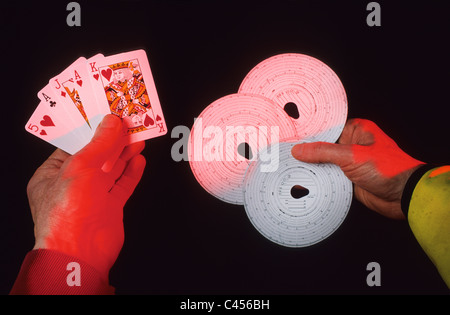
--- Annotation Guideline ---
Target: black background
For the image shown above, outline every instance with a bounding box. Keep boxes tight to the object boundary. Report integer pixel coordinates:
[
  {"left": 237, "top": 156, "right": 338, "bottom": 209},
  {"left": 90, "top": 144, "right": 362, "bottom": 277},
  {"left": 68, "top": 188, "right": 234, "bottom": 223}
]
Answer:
[{"left": 1, "top": 0, "right": 449, "bottom": 295}]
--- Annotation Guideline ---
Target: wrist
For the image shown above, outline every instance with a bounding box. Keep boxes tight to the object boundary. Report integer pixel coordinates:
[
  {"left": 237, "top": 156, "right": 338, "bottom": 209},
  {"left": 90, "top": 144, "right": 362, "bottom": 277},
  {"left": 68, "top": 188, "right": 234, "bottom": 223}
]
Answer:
[{"left": 400, "top": 164, "right": 442, "bottom": 218}]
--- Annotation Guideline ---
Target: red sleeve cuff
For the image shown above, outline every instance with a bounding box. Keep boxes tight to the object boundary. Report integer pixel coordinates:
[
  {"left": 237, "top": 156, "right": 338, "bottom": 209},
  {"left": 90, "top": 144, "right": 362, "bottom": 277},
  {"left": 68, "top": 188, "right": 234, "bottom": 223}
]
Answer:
[{"left": 10, "top": 249, "right": 115, "bottom": 295}]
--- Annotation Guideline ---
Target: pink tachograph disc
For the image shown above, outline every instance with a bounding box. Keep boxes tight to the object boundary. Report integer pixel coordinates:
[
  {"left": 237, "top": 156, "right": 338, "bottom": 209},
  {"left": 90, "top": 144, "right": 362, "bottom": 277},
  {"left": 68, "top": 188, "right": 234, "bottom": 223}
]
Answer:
[
  {"left": 239, "top": 53, "right": 348, "bottom": 143},
  {"left": 188, "top": 93, "right": 298, "bottom": 205}
]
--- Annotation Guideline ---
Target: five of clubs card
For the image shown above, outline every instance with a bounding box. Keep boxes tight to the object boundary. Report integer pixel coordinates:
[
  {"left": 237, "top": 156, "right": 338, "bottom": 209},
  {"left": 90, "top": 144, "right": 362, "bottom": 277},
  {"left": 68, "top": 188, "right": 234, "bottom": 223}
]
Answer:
[{"left": 25, "top": 50, "right": 167, "bottom": 155}]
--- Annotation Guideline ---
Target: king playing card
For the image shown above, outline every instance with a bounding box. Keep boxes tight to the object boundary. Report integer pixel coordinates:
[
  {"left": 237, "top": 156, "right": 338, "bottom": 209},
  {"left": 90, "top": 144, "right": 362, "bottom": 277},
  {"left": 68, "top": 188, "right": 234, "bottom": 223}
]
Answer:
[{"left": 88, "top": 50, "right": 167, "bottom": 144}]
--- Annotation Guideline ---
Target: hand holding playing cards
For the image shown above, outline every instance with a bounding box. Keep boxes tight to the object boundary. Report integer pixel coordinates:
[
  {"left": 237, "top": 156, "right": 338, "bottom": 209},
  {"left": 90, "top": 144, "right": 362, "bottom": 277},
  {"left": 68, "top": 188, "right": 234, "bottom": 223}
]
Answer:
[
  {"left": 26, "top": 50, "right": 167, "bottom": 156},
  {"left": 291, "top": 119, "right": 424, "bottom": 220},
  {"left": 27, "top": 114, "right": 146, "bottom": 282}
]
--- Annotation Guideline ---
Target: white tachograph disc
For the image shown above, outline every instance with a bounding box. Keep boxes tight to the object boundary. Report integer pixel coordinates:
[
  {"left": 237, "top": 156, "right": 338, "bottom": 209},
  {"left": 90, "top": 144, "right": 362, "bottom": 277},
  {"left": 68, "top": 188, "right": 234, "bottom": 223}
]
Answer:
[
  {"left": 243, "top": 141, "right": 353, "bottom": 247},
  {"left": 239, "top": 53, "right": 348, "bottom": 143},
  {"left": 188, "top": 93, "right": 299, "bottom": 205}
]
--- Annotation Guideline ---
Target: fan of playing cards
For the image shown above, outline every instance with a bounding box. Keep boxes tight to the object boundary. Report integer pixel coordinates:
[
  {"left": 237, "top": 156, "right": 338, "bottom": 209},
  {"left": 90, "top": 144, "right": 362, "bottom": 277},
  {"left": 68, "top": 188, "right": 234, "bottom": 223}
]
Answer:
[{"left": 25, "top": 50, "right": 167, "bottom": 155}]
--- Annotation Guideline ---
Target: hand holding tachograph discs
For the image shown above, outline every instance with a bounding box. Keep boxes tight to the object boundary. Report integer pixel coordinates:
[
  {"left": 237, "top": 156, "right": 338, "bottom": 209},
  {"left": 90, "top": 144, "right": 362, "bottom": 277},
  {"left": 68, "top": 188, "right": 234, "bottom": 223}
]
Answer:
[{"left": 188, "top": 53, "right": 352, "bottom": 247}]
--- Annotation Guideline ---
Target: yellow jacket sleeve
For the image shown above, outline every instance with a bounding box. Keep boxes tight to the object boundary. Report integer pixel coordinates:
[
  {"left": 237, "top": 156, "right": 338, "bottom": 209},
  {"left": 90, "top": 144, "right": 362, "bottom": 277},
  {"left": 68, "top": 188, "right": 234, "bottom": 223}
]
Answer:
[{"left": 402, "top": 165, "right": 450, "bottom": 288}]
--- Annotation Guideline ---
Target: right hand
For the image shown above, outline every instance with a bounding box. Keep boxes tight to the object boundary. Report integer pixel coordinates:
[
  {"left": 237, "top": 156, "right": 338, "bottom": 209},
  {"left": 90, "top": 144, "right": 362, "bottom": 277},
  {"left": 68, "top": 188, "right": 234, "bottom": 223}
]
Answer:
[
  {"left": 27, "top": 115, "right": 146, "bottom": 281},
  {"left": 291, "top": 119, "right": 424, "bottom": 219}
]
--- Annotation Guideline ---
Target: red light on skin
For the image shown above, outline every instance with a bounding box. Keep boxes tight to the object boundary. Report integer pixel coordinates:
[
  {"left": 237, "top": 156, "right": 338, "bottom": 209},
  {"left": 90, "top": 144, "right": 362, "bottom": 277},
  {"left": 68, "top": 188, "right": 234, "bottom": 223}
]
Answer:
[
  {"left": 29, "top": 115, "right": 146, "bottom": 282},
  {"left": 343, "top": 120, "right": 423, "bottom": 179},
  {"left": 291, "top": 119, "right": 424, "bottom": 219},
  {"left": 295, "top": 119, "right": 424, "bottom": 179},
  {"left": 37, "top": 145, "right": 145, "bottom": 281},
  {"left": 349, "top": 143, "right": 422, "bottom": 179}
]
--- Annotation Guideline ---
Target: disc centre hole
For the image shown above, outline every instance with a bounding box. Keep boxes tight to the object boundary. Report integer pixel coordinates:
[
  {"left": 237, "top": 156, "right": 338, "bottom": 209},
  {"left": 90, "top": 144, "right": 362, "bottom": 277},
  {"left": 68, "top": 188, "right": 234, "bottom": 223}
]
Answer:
[
  {"left": 284, "top": 102, "right": 300, "bottom": 119},
  {"left": 290, "top": 185, "right": 309, "bottom": 199},
  {"left": 237, "top": 142, "right": 253, "bottom": 160}
]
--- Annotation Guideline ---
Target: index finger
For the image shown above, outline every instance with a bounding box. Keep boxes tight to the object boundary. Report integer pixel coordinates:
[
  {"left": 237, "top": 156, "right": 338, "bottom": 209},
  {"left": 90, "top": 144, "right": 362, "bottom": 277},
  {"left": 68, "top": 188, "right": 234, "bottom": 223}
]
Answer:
[{"left": 338, "top": 118, "right": 376, "bottom": 145}]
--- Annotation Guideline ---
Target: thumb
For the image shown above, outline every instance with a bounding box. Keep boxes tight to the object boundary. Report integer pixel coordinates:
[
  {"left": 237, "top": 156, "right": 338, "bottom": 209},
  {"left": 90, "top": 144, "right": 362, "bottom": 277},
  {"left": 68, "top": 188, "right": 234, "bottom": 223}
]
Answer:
[
  {"left": 291, "top": 142, "right": 354, "bottom": 167},
  {"left": 75, "top": 114, "right": 124, "bottom": 168}
]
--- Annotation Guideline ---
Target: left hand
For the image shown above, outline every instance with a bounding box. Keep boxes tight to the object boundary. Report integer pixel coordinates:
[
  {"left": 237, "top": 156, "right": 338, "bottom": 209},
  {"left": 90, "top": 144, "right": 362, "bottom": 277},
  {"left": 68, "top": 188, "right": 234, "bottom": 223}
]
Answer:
[{"left": 291, "top": 119, "right": 423, "bottom": 219}]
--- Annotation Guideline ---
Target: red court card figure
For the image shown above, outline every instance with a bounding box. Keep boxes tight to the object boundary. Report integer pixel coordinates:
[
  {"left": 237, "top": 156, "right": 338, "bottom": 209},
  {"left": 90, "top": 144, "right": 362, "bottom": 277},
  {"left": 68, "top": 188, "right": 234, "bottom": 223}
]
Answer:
[
  {"left": 104, "top": 60, "right": 153, "bottom": 132},
  {"left": 88, "top": 50, "right": 167, "bottom": 144}
]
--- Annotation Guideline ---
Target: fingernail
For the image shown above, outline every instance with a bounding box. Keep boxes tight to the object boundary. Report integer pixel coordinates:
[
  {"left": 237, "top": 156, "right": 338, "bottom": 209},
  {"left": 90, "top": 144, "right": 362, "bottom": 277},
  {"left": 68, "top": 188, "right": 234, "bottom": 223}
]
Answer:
[{"left": 291, "top": 144, "right": 303, "bottom": 157}]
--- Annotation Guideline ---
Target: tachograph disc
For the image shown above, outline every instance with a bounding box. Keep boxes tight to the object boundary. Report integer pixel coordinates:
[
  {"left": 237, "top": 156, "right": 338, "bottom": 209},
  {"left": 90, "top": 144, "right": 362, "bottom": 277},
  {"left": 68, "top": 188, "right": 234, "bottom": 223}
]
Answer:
[
  {"left": 243, "top": 141, "right": 352, "bottom": 247},
  {"left": 239, "top": 53, "right": 347, "bottom": 143},
  {"left": 188, "top": 93, "right": 299, "bottom": 205}
]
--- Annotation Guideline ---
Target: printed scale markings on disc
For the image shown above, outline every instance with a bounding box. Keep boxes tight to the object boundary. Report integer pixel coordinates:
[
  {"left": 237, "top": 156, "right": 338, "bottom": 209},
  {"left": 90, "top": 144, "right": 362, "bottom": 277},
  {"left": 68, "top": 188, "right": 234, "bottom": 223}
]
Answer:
[
  {"left": 243, "top": 141, "right": 353, "bottom": 247},
  {"left": 188, "top": 93, "right": 299, "bottom": 205},
  {"left": 239, "top": 53, "right": 348, "bottom": 143}
]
